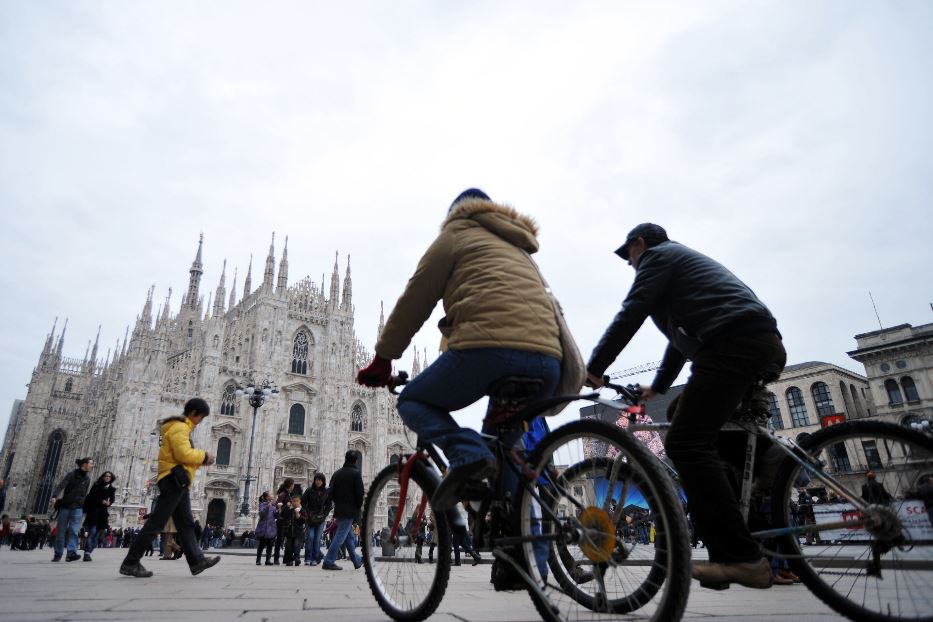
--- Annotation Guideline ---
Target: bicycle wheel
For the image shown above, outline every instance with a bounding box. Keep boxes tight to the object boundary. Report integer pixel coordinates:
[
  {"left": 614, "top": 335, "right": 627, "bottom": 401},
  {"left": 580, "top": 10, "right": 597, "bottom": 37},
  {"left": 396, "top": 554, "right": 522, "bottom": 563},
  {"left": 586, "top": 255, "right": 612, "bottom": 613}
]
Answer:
[
  {"left": 361, "top": 462, "right": 452, "bottom": 622},
  {"left": 516, "top": 419, "right": 691, "bottom": 622},
  {"left": 770, "top": 420, "right": 933, "bottom": 622}
]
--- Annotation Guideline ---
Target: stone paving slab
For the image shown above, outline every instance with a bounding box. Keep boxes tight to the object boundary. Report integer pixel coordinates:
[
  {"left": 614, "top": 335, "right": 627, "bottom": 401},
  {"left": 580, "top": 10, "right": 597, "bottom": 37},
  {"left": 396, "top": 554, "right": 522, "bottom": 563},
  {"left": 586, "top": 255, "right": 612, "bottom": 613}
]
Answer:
[{"left": 0, "top": 547, "right": 863, "bottom": 621}]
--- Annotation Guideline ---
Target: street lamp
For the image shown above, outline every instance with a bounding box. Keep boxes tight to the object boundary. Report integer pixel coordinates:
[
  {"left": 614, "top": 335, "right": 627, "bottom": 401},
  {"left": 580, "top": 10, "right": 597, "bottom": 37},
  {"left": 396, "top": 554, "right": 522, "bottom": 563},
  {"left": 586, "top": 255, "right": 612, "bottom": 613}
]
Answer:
[
  {"left": 910, "top": 419, "right": 930, "bottom": 434},
  {"left": 235, "top": 379, "right": 279, "bottom": 517}
]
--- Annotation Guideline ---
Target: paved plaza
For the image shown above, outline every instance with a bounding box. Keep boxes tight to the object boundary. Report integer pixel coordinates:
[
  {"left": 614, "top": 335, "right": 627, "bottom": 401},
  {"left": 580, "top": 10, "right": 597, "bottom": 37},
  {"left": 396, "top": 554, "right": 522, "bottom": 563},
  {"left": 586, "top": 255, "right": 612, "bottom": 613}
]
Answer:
[{"left": 0, "top": 547, "right": 868, "bottom": 622}]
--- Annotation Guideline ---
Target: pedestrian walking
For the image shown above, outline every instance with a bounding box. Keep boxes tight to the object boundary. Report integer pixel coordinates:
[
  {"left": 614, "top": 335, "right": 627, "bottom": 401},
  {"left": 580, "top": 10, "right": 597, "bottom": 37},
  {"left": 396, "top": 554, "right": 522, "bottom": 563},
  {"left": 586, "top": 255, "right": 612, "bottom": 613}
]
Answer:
[
  {"left": 81, "top": 471, "right": 116, "bottom": 561},
  {"left": 50, "top": 457, "right": 94, "bottom": 562},
  {"left": 118, "top": 398, "right": 220, "bottom": 578},
  {"left": 301, "top": 473, "right": 332, "bottom": 565},
  {"left": 321, "top": 451, "right": 364, "bottom": 571}
]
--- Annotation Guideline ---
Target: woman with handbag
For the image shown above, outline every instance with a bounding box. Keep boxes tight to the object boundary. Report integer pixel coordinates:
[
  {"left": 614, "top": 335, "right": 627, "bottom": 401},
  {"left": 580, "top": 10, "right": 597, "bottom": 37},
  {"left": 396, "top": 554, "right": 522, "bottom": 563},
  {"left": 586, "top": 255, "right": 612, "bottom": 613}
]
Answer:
[
  {"left": 301, "top": 473, "right": 332, "bottom": 566},
  {"left": 357, "top": 189, "right": 571, "bottom": 512}
]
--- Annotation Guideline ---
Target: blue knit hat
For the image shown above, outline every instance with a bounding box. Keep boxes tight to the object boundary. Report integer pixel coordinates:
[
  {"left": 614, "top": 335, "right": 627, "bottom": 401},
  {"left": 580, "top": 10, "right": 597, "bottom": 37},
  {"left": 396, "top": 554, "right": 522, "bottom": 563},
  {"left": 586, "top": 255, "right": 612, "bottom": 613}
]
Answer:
[{"left": 449, "top": 188, "right": 491, "bottom": 213}]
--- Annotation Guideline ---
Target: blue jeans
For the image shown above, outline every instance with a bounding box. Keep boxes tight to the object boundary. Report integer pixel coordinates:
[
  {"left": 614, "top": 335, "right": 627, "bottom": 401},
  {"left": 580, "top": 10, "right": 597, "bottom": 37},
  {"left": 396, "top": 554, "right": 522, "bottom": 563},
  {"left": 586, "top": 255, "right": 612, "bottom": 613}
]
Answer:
[
  {"left": 85, "top": 525, "right": 100, "bottom": 554},
  {"left": 323, "top": 518, "right": 361, "bottom": 567},
  {"left": 397, "top": 348, "right": 560, "bottom": 469},
  {"left": 54, "top": 508, "right": 83, "bottom": 557},
  {"left": 305, "top": 522, "right": 325, "bottom": 563}
]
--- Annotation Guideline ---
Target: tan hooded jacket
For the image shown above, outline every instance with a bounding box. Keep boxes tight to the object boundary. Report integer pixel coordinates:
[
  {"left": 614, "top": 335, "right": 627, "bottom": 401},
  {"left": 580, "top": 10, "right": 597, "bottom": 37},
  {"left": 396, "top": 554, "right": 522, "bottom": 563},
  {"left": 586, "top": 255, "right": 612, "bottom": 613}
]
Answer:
[{"left": 375, "top": 198, "right": 561, "bottom": 361}]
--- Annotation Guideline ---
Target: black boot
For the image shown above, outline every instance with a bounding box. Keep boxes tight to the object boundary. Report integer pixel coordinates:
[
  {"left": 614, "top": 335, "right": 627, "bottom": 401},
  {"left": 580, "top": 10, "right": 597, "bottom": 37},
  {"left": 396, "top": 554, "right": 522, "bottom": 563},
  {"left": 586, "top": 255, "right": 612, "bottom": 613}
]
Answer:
[{"left": 119, "top": 561, "right": 154, "bottom": 578}]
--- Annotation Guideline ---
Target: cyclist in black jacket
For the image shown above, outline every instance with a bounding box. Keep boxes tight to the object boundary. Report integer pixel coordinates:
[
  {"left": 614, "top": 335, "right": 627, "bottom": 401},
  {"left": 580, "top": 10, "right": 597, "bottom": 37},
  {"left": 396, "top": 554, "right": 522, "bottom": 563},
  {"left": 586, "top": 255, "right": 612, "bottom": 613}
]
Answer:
[{"left": 586, "top": 223, "right": 786, "bottom": 590}]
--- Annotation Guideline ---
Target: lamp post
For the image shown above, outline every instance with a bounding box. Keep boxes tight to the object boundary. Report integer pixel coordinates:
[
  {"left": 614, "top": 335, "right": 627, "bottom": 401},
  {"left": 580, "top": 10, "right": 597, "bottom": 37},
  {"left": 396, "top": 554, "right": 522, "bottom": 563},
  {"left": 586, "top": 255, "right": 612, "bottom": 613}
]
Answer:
[
  {"left": 910, "top": 419, "right": 930, "bottom": 434},
  {"left": 235, "top": 379, "right": 278, "bottom": 517}
]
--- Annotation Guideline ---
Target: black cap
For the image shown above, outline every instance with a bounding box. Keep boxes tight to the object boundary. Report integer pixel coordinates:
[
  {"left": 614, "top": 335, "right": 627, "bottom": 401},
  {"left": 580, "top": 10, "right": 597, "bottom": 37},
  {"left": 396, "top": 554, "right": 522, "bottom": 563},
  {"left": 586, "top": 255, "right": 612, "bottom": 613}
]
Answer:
[
  {"left": 615, "top": 223, "right": 669, "bottom": 260},
  {"left": 184, "top": 397, "right": 210, "bottom": 417}
]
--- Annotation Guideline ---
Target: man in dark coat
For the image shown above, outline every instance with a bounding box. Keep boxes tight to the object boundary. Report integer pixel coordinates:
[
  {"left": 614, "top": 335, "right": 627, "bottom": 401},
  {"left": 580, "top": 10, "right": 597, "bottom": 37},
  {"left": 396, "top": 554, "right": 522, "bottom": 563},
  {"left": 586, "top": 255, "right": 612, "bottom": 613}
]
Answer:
[
  {"left": 50, "top": 457, "right": 94, "bottom": 562},
  {"left": 586, "top": 224, "right": 785, "bottom": 590},
  {"left": 321, "top": 451, "right": 364, "bottom": 570},
  {"left": 861, "top": 471, "right": 893, "bottom": 504}
]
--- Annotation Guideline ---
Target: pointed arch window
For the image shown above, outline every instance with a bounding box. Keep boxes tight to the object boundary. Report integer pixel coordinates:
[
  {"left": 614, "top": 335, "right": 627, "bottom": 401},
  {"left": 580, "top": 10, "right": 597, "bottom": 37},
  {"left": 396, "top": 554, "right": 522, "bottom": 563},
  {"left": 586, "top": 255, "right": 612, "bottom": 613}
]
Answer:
[
  {"left": 884, "top": 379, "right": 903, "bottom": 405},
  {"left": 767, "top": 392, "right": 783, "bottom": 430},
  {"left": 901, "top": 377, "right": 920, "bottom": 402},
  {"left": 292, "top": 331, "right": 311, "bottom": 375},
  {"left": 33, "top": 430, "right": 65, "bottom": 513},
  {"left": 216, "top": 437, "right": 232, "bottom": 466},
  {"left": 351, "top": 404, "right": 365, "bottom": 433},
  {"left": 289, "top": 404, "right": 306, "bottom": 435},
  {"left": 220, "top": 384, "right": 236, "bottom": 416},
  {"left": 811, "top": 382, "right": 836, "bottom": 417},
  {"left": 786, "top": 387, "right": 810, "bottom": 427}
]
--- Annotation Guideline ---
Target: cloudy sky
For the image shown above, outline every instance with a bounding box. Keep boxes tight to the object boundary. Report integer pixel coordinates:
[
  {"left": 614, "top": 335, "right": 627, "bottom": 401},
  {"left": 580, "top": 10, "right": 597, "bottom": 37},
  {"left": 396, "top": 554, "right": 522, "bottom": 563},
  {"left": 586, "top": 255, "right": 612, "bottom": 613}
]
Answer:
[{"left": 1, "top": 1, "right": 931, "bottom": 438}]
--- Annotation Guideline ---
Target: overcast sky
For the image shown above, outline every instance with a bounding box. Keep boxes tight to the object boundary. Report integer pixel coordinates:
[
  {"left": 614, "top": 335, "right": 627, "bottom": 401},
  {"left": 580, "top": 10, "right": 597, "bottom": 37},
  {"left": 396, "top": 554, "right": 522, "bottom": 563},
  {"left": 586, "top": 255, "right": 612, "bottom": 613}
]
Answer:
[{"left": 1, "top": 1, "right": 931, "bottom": 440}]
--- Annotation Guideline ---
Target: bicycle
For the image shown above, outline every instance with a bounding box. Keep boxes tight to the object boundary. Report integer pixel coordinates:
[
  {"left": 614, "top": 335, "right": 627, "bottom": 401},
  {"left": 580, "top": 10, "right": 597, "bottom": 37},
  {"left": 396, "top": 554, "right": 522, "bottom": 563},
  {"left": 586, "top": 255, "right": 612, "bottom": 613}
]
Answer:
[
  {"left": 360, "top": 372, "right": 692, "bottom": 622},
  {"left": 599, "top": 377, "right": 933, "bottom": 622}
]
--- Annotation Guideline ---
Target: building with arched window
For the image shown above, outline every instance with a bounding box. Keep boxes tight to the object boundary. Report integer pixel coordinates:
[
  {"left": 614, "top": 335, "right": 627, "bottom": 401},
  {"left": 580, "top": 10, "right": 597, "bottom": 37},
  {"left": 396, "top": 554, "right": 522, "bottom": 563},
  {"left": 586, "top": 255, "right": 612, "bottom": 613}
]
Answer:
[
  {"left": 848, "top": 322, "right": 933, "bottom": 428},
  {"left": 0, "top": 236, "right": 413, "bottom": 528}
]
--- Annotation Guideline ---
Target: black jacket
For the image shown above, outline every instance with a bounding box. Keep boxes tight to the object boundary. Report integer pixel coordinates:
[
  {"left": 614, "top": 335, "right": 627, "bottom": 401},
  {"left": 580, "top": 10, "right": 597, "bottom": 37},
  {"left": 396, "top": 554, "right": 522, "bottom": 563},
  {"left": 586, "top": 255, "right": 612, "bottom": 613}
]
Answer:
[
  {"left": 83, "top": 481, "right": 116, "bottom": 529},
  {"left": 301, "top": 486, "right": 333, "bottom": 525},
  {"left": 588, "top": 240, "right": 779, "bottom": 392},
  {"left": 329, "top": 462, "right": 364, "bottom": 521},
  {"left": 53, "top": 469, "right": 91, "bottom": 509}
]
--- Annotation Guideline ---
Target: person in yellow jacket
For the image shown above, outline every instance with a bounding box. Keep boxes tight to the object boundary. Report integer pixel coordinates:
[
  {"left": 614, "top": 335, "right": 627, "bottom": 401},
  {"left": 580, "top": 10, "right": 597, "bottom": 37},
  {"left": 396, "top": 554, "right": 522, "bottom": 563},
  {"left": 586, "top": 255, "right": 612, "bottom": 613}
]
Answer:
[
  {"left": 357, "top": 188, "right": 561, "bottom": 511},
  {"left": 119, "top": 398, "right": 220, "bottom": 578}
]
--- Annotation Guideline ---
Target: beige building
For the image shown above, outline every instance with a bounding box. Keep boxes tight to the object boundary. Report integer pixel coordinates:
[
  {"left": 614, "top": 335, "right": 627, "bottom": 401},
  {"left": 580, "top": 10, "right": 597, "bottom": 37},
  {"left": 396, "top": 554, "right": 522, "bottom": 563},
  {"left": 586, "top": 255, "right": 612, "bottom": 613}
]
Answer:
[{"left": 847, "top": 322, "right": 933, "bottom": 429}]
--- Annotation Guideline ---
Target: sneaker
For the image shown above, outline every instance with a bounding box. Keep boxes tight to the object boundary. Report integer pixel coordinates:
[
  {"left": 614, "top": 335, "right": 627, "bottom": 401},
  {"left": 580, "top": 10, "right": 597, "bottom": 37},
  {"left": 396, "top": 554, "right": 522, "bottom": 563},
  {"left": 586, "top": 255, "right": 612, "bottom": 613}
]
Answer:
[
  {"left": 691, "top": 558, "right": 772, "bottom": 590},
  {"left": 431, "top": 457, "right": 496, "bottom": 511},
  {"left": 321, "top": 562, "right": 343, "bottom": 570},
  {"left": 51, "top": 555, "right": 62, "bottom": 562},
  {"left": 83, "top": 553, "right": 92, "bottom": 562},
  {"left": 119, "top": 561, "right": 154, "bottom": 578},
  {"left": 353, "top": 559, "right": 363, "bottom": 570},
  {"left": 65, "top": 552, "right": 81, "bottom": 562},
  {"left": 190, "top": 556, "right": 221, "bottom": 576}
]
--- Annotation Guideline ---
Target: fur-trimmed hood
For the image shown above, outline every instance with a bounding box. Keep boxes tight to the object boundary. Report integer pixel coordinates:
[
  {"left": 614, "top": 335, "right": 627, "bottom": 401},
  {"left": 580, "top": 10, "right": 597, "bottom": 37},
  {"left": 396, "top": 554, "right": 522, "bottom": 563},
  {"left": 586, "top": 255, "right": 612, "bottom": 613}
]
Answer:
[{"left": 442, "top": 198, "right": 540, "bottom": 254}]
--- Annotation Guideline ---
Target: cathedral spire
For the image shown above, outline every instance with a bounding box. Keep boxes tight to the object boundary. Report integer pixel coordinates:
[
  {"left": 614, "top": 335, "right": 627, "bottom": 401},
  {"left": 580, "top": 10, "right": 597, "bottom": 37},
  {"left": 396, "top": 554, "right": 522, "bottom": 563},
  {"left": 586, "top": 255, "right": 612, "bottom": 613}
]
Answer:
[
  {"left": 243, "top": 255, "right": 253, "bottom": 298},
  {"left": 140, "top": 285, "right": 155, "bottom": 327},
  {"left": 377, "top": 301, "right": 385, "bottom": 338},
  {"left": 204, "top": 292, "right": 212, "bottom": 320},
  {"left": 89, "top": 325, "right": 100, "bottom": 364},
  {"left": 56, "top": 318, "right": 68, "bottom": 356},
  {"left": 185, "top": 234, "right": 204, "bottom": 309},
  {"left": 229, "top": 266, "right": 238, "bottom": 309},
  {"left": 263, "top": 232, "right": 276, "bottom": 290},
  {"left": 42, "top": 316, "right": 58, "bottom": 357},
  {"left": 341, "top": 254, "right": 352, "bottom": 311},
  {"left": 276, "top": 236, "right": 289, "bottom": 294},
  {"left": 412, "top": 346, "right": 421, "bottom": 376},
  {"left": 162, "top": 288, "right": 172, "bottom": 323},
  {"left": 329, "top": 251, "right": 340, "bottom": 305},
  {"left": 213, "top": 259, "right": 227, "bottom": 316}
]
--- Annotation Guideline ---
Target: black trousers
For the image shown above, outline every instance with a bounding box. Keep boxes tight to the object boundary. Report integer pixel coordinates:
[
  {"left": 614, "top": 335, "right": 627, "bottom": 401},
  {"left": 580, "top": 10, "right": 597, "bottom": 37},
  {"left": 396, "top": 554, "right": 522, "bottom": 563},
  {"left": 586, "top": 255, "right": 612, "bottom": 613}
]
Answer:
[
  {"left": 256, "top": 537, "right": 274, "bottom": 563},
  {"left": 665, "top": 331, "right": 786, "bottom": 564},
  {"left": 124, "top": 477, "right": 205, "bottom": 568}
]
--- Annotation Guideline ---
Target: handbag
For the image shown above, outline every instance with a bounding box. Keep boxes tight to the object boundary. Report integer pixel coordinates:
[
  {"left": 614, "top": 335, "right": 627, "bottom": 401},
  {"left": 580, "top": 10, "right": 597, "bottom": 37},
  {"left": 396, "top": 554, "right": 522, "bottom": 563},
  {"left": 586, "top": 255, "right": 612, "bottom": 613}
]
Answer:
[{"left": 524, "top": 253, "right": 586, "bottom": 417}]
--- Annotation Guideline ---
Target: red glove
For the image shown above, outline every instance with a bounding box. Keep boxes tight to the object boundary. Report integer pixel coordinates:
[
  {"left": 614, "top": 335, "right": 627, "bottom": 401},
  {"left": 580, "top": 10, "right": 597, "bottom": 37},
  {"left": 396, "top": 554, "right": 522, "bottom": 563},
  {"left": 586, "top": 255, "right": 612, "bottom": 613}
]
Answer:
[{"left": 357, "top": 355, "right": 392, "bottom": 387}]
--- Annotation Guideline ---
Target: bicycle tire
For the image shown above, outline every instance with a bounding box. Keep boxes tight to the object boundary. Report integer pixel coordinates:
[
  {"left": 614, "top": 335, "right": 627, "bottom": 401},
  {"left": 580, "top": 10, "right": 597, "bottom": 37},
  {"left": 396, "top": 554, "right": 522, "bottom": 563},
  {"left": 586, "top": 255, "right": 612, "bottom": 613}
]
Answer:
[
  {"left": 770, "top": 420, "right": 933, "bottom": 622},
  {"left": 516, "top": 419, "right": 691, "bottom": 622},
  {"left": 361, "top": 462, "right": 452, "bottom": 622}
]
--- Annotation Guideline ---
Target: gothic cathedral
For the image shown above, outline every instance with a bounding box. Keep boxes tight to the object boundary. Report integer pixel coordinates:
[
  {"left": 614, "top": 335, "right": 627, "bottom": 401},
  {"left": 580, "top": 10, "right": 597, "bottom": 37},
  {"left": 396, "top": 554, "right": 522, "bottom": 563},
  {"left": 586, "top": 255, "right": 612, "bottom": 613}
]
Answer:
[{"left": 0, "top": 235, "right": 421, "bottom": 528}]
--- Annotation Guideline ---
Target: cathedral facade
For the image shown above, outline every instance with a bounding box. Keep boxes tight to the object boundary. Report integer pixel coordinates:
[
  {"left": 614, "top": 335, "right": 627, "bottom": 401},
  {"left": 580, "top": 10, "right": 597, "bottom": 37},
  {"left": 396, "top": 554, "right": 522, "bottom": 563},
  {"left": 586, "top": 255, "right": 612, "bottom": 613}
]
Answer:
[{"left": 0, "top": 236, "right": 418, "bottom": 529}]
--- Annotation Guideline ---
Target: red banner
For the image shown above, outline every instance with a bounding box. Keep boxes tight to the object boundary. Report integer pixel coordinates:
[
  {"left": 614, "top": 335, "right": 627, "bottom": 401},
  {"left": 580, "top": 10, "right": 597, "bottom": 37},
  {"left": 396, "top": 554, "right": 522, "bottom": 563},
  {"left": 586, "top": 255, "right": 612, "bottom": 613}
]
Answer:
[{"left": 821, "top": 414, "right": 846, "bottom": 428}]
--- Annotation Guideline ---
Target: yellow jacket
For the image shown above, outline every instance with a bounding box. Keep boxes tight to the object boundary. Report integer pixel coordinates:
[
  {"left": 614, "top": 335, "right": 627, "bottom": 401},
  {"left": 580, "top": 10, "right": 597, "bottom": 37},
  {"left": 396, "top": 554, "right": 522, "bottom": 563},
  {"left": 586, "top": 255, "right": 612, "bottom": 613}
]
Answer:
[
  {"left": 375, "top": 198, "right": 561, "bottom": 361},
  {"left": 157, "top": 416, "right": 206, "bottom": 484}
]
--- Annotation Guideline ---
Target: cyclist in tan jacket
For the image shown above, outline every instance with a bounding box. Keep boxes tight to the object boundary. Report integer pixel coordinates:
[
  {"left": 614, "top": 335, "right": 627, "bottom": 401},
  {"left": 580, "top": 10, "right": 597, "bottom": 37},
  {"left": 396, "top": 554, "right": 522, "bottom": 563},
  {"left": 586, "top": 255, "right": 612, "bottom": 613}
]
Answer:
[{"left": 357, "top": 188, "right": 561, "bottom": 510}]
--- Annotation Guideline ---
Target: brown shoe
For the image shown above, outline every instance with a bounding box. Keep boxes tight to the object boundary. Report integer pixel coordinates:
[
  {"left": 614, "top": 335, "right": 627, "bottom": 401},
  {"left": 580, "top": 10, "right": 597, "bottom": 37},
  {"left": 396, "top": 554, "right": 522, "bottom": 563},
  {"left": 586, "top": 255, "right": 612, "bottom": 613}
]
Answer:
[
  {"left": 772, "top": 573, "right": 794, "bottom": 585},
  {"left": 692, "top": 558, "right": 772, "bottom": 590},
  {"left": 777, "top": 569, "right": 801, "bottom": 583}
]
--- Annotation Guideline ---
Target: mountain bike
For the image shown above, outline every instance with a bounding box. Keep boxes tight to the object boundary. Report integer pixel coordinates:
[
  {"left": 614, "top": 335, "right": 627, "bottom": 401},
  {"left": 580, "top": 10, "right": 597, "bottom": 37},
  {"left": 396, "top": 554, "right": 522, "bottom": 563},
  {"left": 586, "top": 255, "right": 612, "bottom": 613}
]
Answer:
[
  {"left": 600, "top": 377, "right": 933, "bottom": 622},
  {"left": 360, "top": 373, "right": 692, "bottom": 622}
]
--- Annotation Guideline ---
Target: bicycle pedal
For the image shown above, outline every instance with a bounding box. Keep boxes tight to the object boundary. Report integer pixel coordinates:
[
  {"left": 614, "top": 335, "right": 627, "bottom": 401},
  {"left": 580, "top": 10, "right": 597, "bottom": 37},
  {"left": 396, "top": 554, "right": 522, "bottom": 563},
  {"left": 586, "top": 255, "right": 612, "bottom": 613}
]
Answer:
[{"left": 699, "top": 581, "right": 730, "bottom": 591}]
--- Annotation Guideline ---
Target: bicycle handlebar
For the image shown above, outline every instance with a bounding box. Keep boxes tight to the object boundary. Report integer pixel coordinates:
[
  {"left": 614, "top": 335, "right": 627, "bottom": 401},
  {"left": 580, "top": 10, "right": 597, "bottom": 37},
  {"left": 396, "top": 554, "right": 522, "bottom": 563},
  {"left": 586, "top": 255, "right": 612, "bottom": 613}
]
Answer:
[
  {"left": 602, "top": 375, "right": 642, "bottom": 405},
  {"left": 388, "top": 371, "right": 409, "bottom": 395}
]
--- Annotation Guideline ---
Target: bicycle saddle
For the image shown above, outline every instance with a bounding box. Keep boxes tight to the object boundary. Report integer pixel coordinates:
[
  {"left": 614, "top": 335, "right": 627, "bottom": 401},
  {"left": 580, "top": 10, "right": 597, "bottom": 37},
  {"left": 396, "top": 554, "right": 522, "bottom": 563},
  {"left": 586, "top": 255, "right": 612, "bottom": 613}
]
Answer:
[{"left": 484, "top": 376, "right": 544, "bottom": 426}]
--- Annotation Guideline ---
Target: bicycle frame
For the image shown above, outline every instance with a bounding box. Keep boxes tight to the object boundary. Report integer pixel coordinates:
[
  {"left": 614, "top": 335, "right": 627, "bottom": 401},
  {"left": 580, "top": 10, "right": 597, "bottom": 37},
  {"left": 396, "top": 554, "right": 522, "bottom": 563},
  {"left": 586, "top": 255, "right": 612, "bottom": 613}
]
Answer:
[{"left": 625, "top": 416, "right": 874, "bottom": 544}]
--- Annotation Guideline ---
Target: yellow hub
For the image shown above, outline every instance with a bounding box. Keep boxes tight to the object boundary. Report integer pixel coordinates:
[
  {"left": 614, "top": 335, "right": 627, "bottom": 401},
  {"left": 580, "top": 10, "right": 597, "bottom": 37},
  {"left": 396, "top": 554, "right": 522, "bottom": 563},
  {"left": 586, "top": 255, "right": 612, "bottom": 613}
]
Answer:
[{"left": 578, "top": 506, "right": 616, "bottom": 563}]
